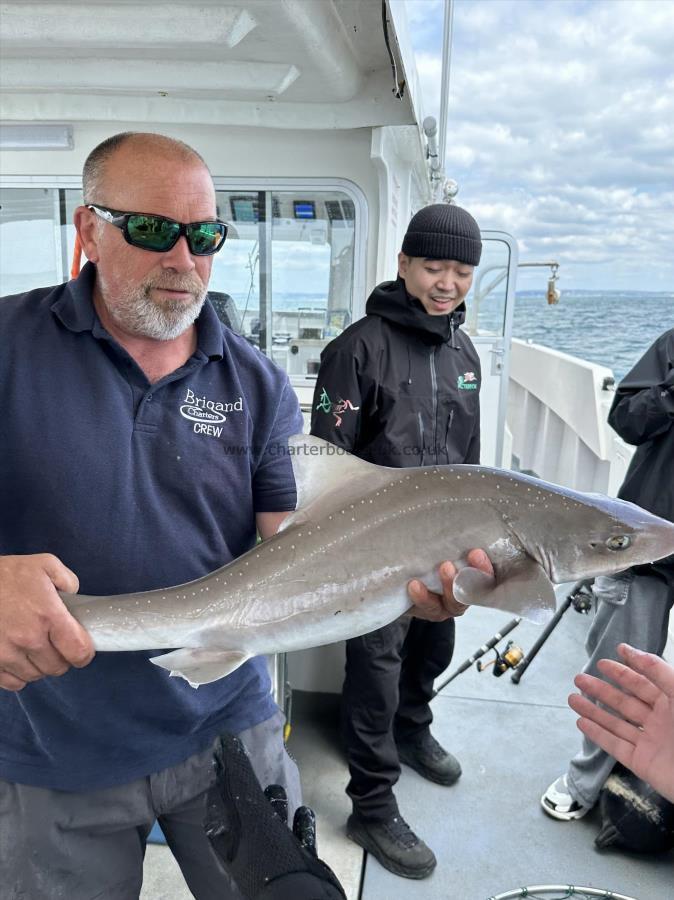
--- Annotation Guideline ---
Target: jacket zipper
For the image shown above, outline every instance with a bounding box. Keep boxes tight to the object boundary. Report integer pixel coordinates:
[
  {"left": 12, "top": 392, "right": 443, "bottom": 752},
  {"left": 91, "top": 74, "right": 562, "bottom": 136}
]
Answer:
[
  {"left": 444, "top": 408, "right": 455, "bottom": 460},
  {"left": 449, "top": 315, "right": 457, "bottom": 349},
  {"left": 430, "top": 347, "right": 438, "bottom": 463},
  {"left": 417, "top": 412, "right": 425, "bottom": 466}
]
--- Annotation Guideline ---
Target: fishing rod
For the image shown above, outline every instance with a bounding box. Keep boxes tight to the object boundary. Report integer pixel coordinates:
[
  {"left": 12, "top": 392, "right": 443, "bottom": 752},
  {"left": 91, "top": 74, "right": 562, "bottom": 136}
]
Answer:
[
  {"left": 510, "top": 579, "right": 593, "bottom": 684},
  {"left": 433, "top": 616, "right": 522, "bottom": 695}
]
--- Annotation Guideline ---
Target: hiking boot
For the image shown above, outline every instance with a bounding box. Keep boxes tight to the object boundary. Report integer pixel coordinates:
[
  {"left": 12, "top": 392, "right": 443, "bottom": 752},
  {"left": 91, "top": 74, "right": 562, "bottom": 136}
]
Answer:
[
  {"left": 396, "top": 731, "right": 462, "bottom": 786},
  {"left": 346, "top": 812, "right": 436, "bottom": 879},
  {"left": 541, "top": 774, "right": 592, "bottom": 821}
]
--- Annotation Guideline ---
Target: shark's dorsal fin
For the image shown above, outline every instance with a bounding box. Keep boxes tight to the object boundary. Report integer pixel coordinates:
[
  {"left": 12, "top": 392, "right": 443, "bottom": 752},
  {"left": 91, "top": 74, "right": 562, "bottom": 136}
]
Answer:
[{"left": 280, "top": 435, "right": 402, "bottom": 531}]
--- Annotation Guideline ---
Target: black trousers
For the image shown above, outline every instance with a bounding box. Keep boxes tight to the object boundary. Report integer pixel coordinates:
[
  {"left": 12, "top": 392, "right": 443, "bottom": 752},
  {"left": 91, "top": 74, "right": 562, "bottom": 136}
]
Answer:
[{"left": 341, "top": 615, "right": 456, "bottom": 821}]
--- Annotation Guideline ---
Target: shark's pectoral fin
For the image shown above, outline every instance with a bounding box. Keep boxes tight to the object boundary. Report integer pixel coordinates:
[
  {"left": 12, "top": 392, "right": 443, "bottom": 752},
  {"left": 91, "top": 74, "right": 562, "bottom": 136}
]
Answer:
[
  {"left": 150, "top": 648, "right": 251, "bottom": 687},
  {"left": 453, "top": 556, "right": 556, "bottom": 625}
]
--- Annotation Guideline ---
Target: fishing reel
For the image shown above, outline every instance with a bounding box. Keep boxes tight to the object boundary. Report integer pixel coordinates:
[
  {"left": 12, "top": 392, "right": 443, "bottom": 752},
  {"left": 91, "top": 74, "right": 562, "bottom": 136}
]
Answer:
[
  {"left": 570, "top": 580, "right": 594, "bottom": 614},
  {"left": 476, "top": 640, "right": 524, "bottom": 677}
]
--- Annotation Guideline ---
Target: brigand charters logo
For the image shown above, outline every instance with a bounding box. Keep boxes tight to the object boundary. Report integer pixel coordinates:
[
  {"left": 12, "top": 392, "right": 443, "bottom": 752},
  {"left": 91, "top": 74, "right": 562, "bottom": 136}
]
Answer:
[{"left": 180, "top": 387, "right": 243, "bottom": 438}]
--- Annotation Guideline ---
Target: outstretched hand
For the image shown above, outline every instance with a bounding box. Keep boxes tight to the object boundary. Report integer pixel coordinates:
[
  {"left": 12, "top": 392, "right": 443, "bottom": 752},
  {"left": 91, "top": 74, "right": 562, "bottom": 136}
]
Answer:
[
  {"left": 568, "top": 643, "right": 674, "bottom": 804},
  {"left": 205, "top": 734, "right": 346, "bottom": 899},
  {"left": 407, "top": 549, "right": 494, "bottom": 621}
]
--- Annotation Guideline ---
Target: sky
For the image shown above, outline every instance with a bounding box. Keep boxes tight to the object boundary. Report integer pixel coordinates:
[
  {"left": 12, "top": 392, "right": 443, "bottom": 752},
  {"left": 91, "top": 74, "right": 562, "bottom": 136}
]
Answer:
[{"left": 404, "top": 0, "right": 674, "bottom": 292}]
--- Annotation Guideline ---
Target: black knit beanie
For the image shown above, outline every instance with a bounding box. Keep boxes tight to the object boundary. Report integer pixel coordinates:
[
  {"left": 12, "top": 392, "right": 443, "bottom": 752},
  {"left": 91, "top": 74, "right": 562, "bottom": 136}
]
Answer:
[{"left": 401, "top": 203, "right": 482, "bottom": 265}]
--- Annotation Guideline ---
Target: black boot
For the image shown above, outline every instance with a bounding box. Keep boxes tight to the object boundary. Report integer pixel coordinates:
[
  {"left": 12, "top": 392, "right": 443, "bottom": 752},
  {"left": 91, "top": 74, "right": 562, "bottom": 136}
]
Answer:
[
  {"left": 346, "top": 811, "right": 436, "bottom": 879},
  {"left": 396, "top": 731, "right": 462, "bottom": 785}
]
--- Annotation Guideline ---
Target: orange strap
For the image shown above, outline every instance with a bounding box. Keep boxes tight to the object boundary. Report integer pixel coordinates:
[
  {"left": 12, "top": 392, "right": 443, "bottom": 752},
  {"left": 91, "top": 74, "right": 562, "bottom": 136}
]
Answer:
[{"left": 70, "top": 233, "right": 82, "bottom": 279}]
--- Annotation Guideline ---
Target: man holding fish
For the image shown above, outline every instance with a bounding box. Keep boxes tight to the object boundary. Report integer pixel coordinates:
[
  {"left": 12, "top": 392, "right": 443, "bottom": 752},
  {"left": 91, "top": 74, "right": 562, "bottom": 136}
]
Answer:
[{"left": 0, "top": 133, "right": 489, "bottom": 899}]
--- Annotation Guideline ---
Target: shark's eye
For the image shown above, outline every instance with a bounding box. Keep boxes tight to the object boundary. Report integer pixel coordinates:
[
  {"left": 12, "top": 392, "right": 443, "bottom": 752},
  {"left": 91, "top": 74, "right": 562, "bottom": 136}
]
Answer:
[{"left": 606, "top": 534, "right": 631, "bottom": 551}]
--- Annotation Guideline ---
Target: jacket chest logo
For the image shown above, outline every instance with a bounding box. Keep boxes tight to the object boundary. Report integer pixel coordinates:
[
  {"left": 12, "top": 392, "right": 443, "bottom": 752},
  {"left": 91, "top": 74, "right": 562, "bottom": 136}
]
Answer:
[{"left": 457, "top": 372, "right": 478, "bottom": 390}]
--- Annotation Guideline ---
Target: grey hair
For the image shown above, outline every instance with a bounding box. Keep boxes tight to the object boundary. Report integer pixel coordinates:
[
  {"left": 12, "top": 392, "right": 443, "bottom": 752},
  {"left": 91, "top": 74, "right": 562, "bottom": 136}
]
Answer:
[{"left": 82, "top": 132, "right": 210, "bottom": 205}]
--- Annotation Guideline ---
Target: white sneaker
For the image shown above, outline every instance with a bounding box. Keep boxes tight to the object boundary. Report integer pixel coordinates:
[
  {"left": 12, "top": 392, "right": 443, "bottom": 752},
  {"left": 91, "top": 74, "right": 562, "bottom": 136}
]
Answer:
[{"left": 541, "top": 774, "right": 592, "bottom": 821}]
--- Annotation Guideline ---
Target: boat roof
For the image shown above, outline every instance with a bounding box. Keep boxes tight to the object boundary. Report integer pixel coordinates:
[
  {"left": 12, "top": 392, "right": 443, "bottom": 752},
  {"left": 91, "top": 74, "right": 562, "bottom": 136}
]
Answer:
[{"left": 0, "top": 0, "right": 424, "bottom": 131}]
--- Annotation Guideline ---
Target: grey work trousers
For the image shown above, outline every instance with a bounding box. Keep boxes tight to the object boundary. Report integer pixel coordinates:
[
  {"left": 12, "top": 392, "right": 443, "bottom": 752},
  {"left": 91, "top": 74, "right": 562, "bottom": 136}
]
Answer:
[
  {"left": 567, "top": 570, "right": 672, "bottom": 808},
  {"left": 0, "top": 709, "right": 300, "bottom": 900}
]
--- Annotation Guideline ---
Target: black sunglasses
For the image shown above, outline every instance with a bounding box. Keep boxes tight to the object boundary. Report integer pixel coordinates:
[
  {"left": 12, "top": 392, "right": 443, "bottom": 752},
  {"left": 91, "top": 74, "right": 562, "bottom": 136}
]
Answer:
[{"left": 88, "top": 204, "right": 228, "bottom": 256}]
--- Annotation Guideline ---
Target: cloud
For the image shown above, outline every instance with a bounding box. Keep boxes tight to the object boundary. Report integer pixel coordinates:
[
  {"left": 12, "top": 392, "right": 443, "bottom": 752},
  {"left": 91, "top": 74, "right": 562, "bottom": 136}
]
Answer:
[{"left": 405, "top": 0, "right": 674, "bottom": 289}]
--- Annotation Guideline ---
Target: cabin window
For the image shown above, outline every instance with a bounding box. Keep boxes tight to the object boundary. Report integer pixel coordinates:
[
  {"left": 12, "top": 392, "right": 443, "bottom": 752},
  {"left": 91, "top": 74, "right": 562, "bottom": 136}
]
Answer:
[
  {"left": 210, "top": 188, "right": 357, "bottom": 379},
  {"left": 0, "top": 187, "right": 80, "bottom": 296}
]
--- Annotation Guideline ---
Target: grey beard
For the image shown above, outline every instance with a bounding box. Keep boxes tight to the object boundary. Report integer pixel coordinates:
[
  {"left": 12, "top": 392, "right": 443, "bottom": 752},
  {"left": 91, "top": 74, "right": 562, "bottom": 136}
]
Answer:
[{"left": 100, "top": 274, "right": 207, "bottom": 341}]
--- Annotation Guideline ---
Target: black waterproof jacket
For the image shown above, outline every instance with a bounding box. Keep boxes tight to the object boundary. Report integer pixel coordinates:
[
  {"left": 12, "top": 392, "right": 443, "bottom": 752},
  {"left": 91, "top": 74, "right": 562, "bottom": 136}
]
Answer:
[
  {"left": 609, "top": 327, "right": 674, "bottom": 578},
  {"left": 310, "top": 277, "right": 481, "bottom": 467}
]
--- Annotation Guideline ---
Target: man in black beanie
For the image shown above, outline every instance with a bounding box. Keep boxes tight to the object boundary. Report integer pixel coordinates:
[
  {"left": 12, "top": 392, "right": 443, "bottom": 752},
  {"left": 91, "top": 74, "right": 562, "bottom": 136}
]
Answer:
[{"left": 310, "top": 203, "right": 482, "bottom": 879}]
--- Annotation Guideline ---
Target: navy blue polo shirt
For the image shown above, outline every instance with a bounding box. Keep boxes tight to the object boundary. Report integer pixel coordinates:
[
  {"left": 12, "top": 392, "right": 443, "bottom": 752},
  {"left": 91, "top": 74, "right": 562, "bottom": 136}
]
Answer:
[{"left": 0, "top": 263, "right": 303, "bottom": 791}]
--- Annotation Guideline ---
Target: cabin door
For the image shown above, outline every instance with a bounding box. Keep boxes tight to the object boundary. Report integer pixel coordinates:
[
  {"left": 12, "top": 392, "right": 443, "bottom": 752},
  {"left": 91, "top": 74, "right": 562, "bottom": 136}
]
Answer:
[{"left": 465, "top": 231, "right": 519, "bottom": 467}]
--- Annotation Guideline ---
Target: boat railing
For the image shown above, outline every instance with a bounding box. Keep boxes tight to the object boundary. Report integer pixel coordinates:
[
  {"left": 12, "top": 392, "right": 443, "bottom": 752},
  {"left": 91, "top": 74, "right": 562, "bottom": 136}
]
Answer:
[{"left": 507, "top": 338, "right": 634, "bottom": 495}]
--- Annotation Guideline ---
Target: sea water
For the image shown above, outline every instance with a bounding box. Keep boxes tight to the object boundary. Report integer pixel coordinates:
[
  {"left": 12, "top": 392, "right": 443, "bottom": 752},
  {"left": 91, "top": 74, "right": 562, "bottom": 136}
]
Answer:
[{"left": 509, "top": 291, "right": 673, "bottom": 381}]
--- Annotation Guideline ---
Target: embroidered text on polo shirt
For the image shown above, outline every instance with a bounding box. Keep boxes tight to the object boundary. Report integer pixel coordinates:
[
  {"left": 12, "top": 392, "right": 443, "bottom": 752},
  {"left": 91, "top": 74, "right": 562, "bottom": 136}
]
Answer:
[{"left": 180, "top": 386, "right": 245, "bottom": 438}]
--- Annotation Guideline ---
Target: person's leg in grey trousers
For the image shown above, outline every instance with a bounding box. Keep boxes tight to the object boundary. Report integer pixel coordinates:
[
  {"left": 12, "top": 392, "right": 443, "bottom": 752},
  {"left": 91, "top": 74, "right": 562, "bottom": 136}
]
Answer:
[
  {"left": 566, "top": 570, "right": 672, "bottom": 808},
  {"left": 0, "top": 709, "right": 300, "bottom": 900}
]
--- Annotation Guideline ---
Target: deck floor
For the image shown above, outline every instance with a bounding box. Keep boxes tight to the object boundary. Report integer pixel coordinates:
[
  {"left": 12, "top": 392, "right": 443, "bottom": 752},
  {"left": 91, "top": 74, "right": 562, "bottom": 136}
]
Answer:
[
  {"left": 141, "top": 595, "right": 673, "bottom": 899},
  {"left": 290, "top": 599, "right": 673, "bottom": 900}
]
